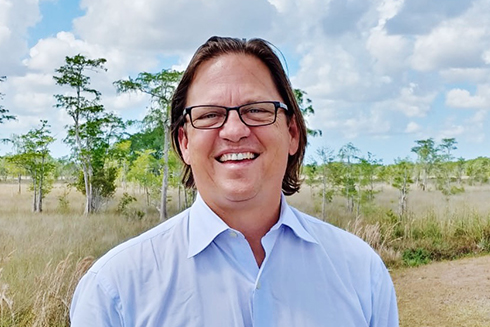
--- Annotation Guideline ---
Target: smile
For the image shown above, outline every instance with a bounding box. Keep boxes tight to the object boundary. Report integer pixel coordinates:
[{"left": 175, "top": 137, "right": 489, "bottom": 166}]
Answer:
[{"left": 217, "top": 152, "right": 258, "bottom": 163}]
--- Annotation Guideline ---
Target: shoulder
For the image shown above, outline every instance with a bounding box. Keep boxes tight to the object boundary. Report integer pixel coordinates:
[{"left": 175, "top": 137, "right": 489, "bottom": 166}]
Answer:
[{"left": 89, "top": 209, "right": 190, "bottom": 274}]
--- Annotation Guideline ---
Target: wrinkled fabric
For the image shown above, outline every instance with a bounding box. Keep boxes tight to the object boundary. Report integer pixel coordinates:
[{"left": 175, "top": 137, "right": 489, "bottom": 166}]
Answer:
[{"left": 70, "top": 194, "right": 398, "bottom": 327}]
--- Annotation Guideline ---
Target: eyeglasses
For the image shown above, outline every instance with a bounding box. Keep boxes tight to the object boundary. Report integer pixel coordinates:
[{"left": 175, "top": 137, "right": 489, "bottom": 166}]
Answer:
[{"left": 183, "top": 101, "right": 288, "bottom": 129}]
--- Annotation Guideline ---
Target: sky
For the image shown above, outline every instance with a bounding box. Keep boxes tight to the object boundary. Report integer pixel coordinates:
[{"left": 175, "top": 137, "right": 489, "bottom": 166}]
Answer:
[{"left": 1, "top": 0, "right": 490, "bottom": 164}]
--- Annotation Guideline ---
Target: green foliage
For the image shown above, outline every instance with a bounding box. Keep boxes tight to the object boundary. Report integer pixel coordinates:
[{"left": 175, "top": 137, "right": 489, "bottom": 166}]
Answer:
[
  {"left": 6, "top": 120, "right": 56, "bottom": 212},
  {"left": 57, "top": 188, "right": 70, "bottom": 213},
  {"left": 54, "top": 54, "right": 124, "bottom": 213},
  {"left": 402, "top": 248, "right": 431, "bottom": 267},
  {"left": 465, "top": 157, "right": 490, "bottom": 185},
  {"left": 127, "top": 150, "right": 161, "bottom": 206},
  {"left": 115, "top": 69, "right": 183, "bottom": 221},
  {"left": 0, "top": 76, "right": 16, "bottom": 126},
  {"left": 117, "top": 192, "right": 145, "bottom": 221},
  {"left": 293, "top": 89, "right": 322, "bottom": 137}
]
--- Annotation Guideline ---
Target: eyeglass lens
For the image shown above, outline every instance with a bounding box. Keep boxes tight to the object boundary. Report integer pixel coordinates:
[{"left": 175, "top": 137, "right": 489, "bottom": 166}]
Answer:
[{"left": 190, "top": 102, "right": 277, "bottom": 129}]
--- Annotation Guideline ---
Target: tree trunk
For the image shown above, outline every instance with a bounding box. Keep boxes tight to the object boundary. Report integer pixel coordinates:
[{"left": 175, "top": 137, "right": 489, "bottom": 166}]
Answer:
[
  {"left": 160, "top": 121, "right": 170, "bottom": 221},
  {"left": 38, "top": 155, "right": 45, "bottom": 213},
  {"left": 82, "top": 163, "right": 91, "bottom": 214},
  {"left": 32, "top": 176, "right": 37, "bottom": 212},
  {"left": 17, "top": 173, "right": 21, "bottom": 194}
]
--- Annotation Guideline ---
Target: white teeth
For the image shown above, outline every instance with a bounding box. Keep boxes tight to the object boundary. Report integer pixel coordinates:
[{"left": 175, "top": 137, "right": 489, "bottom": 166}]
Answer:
[{"left": 219, "top": 152, "right": 256, "bottom": 162}]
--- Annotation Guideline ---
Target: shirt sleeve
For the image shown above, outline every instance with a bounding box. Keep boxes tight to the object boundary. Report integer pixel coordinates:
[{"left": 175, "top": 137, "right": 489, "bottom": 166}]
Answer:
[
  {"left": 70, "top": 271, "right": 124, "bottom": 327},
  {"left": 370, "top": 260, "right": 399, "bottom": 327}
]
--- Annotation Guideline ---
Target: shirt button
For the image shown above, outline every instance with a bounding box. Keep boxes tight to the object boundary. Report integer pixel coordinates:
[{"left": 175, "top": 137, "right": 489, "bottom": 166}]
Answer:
[
  {"left": 229, "top": 231, "right": 238, "bottom": 238},
  {"left": 256, "top": 282, "right": 261, "bottom": 290}
]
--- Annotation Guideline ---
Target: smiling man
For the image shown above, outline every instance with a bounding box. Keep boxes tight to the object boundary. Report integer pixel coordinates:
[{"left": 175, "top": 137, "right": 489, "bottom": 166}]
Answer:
[{"left": 70, "top": 36, "right": 399, "bottom": 327}]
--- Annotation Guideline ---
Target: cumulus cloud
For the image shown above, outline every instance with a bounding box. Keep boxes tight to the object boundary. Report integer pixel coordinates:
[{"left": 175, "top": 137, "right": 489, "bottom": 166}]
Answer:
[
  {"left": 446, "top": 86, "right": 490, "bottom": 109},
  {"left": 385, "top": 0, "right": 472, "bottom": 35},
  {"left": 0, "top": 0, "right": 41, "bottom": 75},
  {"left": 405, "top": 121, "right": 421, "bottom": 134},
  {"left": 2, "top": 0, "right": 490, "bottom": 161},
  {"left": 410, "top": 0, "right": 490, "bottom": 72},
  {"left": 74, "top": 0, "right": 278, "bottom": 54},
  {"left": 440, "top": 68, "right": 490, "bottom": 84},
  {"left": 437, "top": 125, "right": 465, "bottom": 140}
]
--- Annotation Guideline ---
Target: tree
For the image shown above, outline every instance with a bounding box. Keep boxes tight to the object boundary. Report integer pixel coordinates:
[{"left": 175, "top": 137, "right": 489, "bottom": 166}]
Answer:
[
  {"left": 389, "top": 158, "right": 414, "bottom": 217},
  {"left": 411, "top": 138, "right": 437, "bottom": 191},
  {"left": 338, "top": 142, "right": 360, "bottom": 213},
  {"left": 7, "top": 120, "right": 55, "bottom": 212},
  {"left": 1, "top": 76, "right": 16, "bottom": 146},
  {"left": 54, "top": 54, "right": 124, "bottom": 214},
  {"left": 6, "top": 134, "right": 27, "bottom": 193},
  {"left": 315, "top": 147, "right": 336, "bottom": 220},
  {"left": 294, "top": 89, "right": 322, "bottom": 138},
  {"left": 114, "top": 70, "right": 182, "bottom": 220},
  {"left": 356, "top": 152, "right": 382, "bottom": 204},
  {"left": 111, "top": 140, "right": 132, "bottom": 190},
  {"left": 127, "top": 150, "right": 161, "bottom": 206},
  {"left": 0, "top": 76, "right": 16, "bottom": 125},
  {"left": 436, "top": 138, "right": 458, "bottom": 194},
  {"left": 454, "top": 157, "right": 466, "bottom": 187}
]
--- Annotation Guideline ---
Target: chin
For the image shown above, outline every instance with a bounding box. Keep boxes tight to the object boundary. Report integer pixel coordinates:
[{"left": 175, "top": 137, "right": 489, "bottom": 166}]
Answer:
[{"left": 220, "top": 184, "right": 258, "bottom": 203}]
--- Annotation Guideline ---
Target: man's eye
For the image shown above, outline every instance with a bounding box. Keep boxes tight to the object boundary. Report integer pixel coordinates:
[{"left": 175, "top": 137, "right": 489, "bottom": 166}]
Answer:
[
  {"left": 243, "top": 107, "right": 268, "bottom": 114},
  {"left": 195, "top": 111, "right": 224, "bottom": 120}
]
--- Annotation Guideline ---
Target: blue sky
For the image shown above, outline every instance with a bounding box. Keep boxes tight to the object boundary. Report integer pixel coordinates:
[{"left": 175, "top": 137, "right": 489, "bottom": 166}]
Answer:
[{"left": 1, "top": 0, "right": 490, "bottom": 164}]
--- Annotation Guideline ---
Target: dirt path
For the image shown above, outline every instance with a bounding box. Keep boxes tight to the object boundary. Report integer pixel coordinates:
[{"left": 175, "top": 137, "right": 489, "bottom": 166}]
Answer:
[{"left": 392, "top": 255, "right": 490, "bottom": 327}]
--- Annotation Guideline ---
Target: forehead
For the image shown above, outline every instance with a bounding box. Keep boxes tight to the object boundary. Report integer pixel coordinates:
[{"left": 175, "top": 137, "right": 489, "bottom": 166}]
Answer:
[{"left": 186, "top": 53, "right": 282, "bottom": 106}]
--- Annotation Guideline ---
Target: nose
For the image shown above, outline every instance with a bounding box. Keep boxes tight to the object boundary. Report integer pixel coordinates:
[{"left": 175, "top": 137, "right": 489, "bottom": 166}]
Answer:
[{"left": 218, "top": 110, "right": 251, "bottom": 142}]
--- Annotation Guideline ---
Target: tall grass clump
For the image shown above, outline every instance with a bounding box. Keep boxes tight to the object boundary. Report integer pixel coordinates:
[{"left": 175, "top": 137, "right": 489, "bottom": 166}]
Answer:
[
  {"left": 0, "top": 182, "right": 162, "bottom": 326},
  {"left": 29, "top": 254, "right": 93, "bottom": 327},
  {"left": 0, "top": 251, "right": 15, "bottom": 326}
]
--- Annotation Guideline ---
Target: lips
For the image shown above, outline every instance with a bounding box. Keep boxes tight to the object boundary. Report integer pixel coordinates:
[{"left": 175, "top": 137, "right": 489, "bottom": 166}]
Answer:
[{"left": 217, "top": 152, "right": 258, "bottom": 163}]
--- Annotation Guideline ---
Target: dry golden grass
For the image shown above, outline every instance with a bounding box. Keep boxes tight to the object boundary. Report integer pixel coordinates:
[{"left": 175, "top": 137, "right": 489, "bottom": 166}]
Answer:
[
  {"left": 1, "top": 181, "right": 490, "bottom": 326},
  {"left": 0, "top": 182, "right": 162, "bottom": 326},
  {"left": 29, "top": 254, "right": 94, "bottom": 327}
]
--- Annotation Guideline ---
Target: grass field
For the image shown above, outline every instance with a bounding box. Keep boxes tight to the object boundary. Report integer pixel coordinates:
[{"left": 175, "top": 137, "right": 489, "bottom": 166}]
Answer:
[{"left": 1, "top": 181, "right": 490, "bottom": 326}]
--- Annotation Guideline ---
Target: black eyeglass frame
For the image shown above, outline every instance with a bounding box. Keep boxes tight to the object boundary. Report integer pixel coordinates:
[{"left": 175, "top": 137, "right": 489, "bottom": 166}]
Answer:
[{"left": 183, "top": 101, "right": 289, "bottom": 130}]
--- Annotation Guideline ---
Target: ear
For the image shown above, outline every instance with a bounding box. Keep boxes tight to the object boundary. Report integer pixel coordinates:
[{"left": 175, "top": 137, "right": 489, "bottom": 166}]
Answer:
[
  {"left": 178, "top": 126, "right": 191, "bottom": 165},
  {"left": 288, "top": 116, "right": 300, "bottom": 156}
]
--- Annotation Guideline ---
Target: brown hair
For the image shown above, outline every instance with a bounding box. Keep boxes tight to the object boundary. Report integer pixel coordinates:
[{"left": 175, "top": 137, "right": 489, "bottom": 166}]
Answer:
[{"left": 170, "top": 36, "right": 307, "bottom": 196}]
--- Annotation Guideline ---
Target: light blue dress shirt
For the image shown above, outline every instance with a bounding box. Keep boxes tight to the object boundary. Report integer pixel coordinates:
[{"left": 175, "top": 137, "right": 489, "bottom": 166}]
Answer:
[{"left": 70, "top": 194, "right": 398, "bottom": 326}]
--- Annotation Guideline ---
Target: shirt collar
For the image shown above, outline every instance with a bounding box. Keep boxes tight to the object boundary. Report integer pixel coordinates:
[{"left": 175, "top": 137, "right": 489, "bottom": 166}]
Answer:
[
  {"left": 187, "top": 193, "right": 318, "bottom": 258},
  {"left": 187, "top": 193, "right": 229, "bottom": 258},
  {"left": 275, "top": 193, "right": 318, "bottom": 244}
]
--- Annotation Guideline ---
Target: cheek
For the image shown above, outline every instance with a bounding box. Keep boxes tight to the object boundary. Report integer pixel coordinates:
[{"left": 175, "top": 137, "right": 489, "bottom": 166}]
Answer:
[{"left": 183, "top": 130, "right": 217, "bottom": 165}]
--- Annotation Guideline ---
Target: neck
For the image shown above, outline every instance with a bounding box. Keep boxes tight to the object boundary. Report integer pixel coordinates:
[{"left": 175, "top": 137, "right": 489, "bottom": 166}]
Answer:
[{"left": 205, "top": 194, "right": 282, "bottom": 267}]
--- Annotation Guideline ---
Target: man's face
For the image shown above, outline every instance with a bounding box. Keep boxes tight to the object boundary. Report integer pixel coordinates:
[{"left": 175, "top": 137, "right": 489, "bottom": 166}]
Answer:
[{"left": 178, "top": 54, "right": 299, "bottom": 211}]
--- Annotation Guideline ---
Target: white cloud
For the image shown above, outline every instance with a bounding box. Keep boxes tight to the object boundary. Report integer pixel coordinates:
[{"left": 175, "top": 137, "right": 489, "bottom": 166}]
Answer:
[
  {"left": 392, "top": 83, "right": 437, "bottom": 117},
  {"left": 405, "top": 121, "right": 421, "bottom": 133},
  {"left": 410, "top": 0, "right": 490, "bottom": 72},
  {"left": 463, "top": 109, "right": 486, "bottom": 142},
  {"left": 446, "top": 86, "right": 490, "bottom": 109},
  {"left": 440, "top": 68, "right": 490, "bottom": 84},
  {"left": 437, "top": 125, "right": 465, "bottom": 140},
  {"left": 3, "top": 0, "right": 490, "bottom": 161},
  {"left": 366, "top": 27, "right": 410, "bottom": 75},
  {"left": 0, "top": 0, "right": 41, "bottom": 75},
  {"left": 482, "top": 50, "right": 490, "bottom": 64},
  {"left": 74, "top": 0, "right": 278, "bottom": 54}
]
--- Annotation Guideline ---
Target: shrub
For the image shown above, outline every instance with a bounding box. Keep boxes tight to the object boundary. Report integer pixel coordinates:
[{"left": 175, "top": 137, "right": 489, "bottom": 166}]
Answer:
[{"left": 402, "top": 248, "right": 431, "bottom": 267}]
